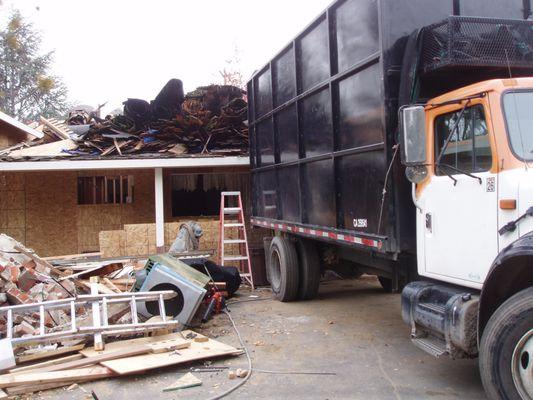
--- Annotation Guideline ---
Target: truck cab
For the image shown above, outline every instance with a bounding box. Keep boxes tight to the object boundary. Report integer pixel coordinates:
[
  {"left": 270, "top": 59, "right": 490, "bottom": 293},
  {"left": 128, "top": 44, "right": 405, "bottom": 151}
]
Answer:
[{"left": 401, "top": 78, "right": 533, "bottom": 400}]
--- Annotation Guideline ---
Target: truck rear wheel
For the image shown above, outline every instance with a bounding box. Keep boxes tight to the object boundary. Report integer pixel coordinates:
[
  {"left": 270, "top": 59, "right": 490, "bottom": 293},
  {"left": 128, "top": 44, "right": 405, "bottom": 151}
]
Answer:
[
  {"left": 295, "top": 238, "right": 320, "bottom": 300},
  {"left": 480, "top": 287, "right": 533, "bottom": 400},
  {"left": 268, "top": 237, "right": 299, "bottom": 302}
]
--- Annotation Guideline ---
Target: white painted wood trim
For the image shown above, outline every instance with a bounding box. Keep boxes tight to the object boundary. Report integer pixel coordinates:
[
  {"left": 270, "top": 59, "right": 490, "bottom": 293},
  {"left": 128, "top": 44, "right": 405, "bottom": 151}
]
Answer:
[
  {"left": 0, "top": 111, "right": 44, "bottom": 139},
  {"left": 0, "top": 156, "right": 249, "bottom": 172},
  {"left": 154, "top": 168, "right": 165, "bottom": 250}
]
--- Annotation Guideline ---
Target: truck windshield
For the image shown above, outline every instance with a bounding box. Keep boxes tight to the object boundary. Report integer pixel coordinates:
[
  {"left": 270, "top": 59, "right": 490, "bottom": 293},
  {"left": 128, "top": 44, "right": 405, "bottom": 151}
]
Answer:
[{"left": 503, "top": 91, "right": 533, "bottom": 161}]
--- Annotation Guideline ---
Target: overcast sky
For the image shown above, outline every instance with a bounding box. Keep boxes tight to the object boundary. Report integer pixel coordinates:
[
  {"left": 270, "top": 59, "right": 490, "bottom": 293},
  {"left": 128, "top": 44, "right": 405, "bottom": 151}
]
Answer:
[{"left": 1, "top": 0, "right": 332, "bottom": 114}]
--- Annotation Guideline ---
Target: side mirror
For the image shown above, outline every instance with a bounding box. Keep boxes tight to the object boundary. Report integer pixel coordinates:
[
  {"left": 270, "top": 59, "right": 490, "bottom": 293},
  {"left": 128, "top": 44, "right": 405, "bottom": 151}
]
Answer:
[{"left": 400, "top": 106, "right": 427, "bottom": 166}]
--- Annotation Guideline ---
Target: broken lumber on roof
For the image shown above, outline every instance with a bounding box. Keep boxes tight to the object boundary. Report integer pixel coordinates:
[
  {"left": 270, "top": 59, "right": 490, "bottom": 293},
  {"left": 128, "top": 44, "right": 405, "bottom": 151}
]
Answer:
[{"left": 1, "top": 80, "right": 249, "bottom": 160}]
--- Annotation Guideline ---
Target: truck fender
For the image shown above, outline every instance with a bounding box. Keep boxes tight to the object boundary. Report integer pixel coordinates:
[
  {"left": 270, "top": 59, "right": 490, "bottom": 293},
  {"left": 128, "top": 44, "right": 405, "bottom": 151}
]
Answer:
[{"left": 479, "top": 232, "right": 533, "bottom": 339}]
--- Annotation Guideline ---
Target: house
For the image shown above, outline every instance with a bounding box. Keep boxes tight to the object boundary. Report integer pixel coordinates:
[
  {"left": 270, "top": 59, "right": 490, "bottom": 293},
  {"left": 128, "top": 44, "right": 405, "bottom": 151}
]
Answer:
[
  {"left": 0, "top": 111, "right": 44, "bottom": 149},
  {"left": 0, "top": 87, "right": 267, "bottom": 281},
  {"left": 0, "top": 155, "right": 254, "bottom": 258}
]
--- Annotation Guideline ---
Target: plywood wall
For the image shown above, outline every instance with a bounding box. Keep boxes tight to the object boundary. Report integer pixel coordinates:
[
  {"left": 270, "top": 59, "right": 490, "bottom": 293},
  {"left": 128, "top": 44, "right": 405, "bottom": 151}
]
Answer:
[{"left": 0, "top": 168, "right": 267, "bottom": 258}]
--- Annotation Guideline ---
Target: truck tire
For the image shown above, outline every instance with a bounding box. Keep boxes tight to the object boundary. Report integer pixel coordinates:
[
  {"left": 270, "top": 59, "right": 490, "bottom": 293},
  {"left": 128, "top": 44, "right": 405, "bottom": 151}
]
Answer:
[
  {"left": 268, "top": 237, "right": 299, "bottom": 302},
  {"left": 480, "top": 287, "right": 533, "bottom": 400},
  {"left": 295, "top": 238, "right": 320, "bottom": 300}
]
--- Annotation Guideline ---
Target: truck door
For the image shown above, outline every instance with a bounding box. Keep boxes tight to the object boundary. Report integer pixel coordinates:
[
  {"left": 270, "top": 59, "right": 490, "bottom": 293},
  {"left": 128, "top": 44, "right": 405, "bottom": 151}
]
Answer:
[{"left": 422, "top": 104, "right": 498, "bottom": 286}]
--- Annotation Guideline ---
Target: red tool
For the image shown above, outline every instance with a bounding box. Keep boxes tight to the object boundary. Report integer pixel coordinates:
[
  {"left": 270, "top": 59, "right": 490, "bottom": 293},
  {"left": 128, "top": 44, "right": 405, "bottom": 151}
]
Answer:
[{"left": 202, "top": 291, "right": 226, "bottom": 323}]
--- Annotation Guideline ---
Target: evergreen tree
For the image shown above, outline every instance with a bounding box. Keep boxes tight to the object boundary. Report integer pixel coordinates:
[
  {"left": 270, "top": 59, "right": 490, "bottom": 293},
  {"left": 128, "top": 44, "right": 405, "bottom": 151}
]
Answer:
[{"left": 0, "top": 11, "right": 69, "bottom": 121}]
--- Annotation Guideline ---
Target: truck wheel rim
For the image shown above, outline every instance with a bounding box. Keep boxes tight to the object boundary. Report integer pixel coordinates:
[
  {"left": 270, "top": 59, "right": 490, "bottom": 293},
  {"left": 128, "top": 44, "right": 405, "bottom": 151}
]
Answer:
[
  {"left": 512, "top": 329, "right": 533, "bottom": 400},
  {"left": 270, "top": 249, "right": 282, "bottom": 290}
]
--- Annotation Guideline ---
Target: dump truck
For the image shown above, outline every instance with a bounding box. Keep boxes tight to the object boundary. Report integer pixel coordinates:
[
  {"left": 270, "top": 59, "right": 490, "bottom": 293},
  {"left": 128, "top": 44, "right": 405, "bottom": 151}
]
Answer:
[{"left": 247, "top": 0, "right": 533, "bottom": 399}]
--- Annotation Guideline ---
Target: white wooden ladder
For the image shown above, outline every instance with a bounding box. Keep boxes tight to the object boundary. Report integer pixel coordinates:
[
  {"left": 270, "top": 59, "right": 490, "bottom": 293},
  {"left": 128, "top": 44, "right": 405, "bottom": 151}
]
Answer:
[{"left": 218, "top": 192, "right": 254, "bottom": 288}]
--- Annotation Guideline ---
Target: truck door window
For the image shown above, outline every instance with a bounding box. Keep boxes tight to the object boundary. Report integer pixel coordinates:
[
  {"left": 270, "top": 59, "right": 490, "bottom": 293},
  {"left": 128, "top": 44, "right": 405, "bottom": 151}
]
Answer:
[{"left": 435, "top": 105, "right": 491, "bottom": 175}]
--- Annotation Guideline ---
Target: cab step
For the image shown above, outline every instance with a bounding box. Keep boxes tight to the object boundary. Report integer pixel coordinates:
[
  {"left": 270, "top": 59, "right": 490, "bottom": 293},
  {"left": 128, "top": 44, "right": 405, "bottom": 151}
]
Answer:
[{"left": 412, "top": 336, "right": 447, "bottom": 358}]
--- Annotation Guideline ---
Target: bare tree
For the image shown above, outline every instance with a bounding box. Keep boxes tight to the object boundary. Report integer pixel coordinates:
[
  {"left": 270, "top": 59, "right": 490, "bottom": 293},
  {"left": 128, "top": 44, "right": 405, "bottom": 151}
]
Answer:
[
  {"left": 0, "top": 11, "right": 69, "bottom": 121},
  {"left": 219, "top": 46, "right": 245, "bottom": 89}
]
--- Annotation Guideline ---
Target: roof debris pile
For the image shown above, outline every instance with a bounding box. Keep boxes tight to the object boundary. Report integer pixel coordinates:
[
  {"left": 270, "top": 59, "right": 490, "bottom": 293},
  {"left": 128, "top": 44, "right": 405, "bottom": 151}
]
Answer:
[{"left": 0, "top": 79, "right": 248, "bottom": 160}]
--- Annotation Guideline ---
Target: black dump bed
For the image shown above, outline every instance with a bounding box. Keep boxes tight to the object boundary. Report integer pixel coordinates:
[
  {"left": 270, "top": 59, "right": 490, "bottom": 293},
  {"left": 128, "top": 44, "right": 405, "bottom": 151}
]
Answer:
[{"left": 248, "top": 0, "right": 530, "bottom": 256}]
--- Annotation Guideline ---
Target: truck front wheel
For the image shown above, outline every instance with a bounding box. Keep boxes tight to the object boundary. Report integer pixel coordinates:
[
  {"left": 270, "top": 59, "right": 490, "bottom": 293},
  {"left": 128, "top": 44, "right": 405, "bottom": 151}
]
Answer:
[
  {"left": 268, "top": 237, "right": 299, "bottom": 302},
  {"left": 480, "top": 287, "right": 533, "bottom": 400}
]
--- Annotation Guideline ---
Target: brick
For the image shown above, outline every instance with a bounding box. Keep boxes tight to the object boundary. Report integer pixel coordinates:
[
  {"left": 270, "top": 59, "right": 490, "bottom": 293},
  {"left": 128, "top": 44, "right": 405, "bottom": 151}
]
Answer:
[
  {"left": 28, "top": 282, "right": 46, "bottom": 301},
  {"left": 0, "top": 264, "right": 21, "bottom": 283},
  {"left": 22, "top": 259, "right": 37, "bottom": 270},
  {"left": 13, "top": 320, "right": 35, "bottom": 336},
  {"left": 6, "top": 287, "right": 32, "bottom": 305},
  {"left": 17, "top": 268, "right": 42, "bottom": 292}
]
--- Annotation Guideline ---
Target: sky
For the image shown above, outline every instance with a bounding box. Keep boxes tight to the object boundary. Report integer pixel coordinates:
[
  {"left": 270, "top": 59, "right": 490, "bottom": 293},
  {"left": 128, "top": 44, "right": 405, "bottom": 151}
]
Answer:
[{"left": 1, "top": 0, "right": 333, "bottom": 114}]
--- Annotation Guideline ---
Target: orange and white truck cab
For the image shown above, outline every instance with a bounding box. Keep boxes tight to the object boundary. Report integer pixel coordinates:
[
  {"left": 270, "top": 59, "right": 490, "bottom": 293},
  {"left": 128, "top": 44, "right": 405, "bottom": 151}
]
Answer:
[
  {"left": 401, "top": 78, "right": 533, "bottom": 400},
  {"left": 412, "top": 78, "right": 533, "bottom": 288}
]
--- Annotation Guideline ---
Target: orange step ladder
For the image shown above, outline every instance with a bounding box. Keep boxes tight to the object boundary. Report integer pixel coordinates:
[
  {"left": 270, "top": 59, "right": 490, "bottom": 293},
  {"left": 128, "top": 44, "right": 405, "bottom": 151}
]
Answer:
[{"left": 218, "top": 192, "right": 254, "bottom": 288}]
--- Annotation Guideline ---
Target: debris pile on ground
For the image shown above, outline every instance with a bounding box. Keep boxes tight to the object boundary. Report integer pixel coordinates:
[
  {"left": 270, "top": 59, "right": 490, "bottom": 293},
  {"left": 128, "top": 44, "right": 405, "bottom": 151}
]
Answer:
[
  {"left": 0, "top": 233, "right": 244, "bottom": 396},
  {"left": 0, "top": 80, "right": 248, "bottom": 159}
]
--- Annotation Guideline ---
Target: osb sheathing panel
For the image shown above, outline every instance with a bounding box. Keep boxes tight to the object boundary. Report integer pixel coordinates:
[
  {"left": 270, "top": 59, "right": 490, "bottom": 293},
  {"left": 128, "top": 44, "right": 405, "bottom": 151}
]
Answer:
[
  {"left": 76, "top": 170, "right": 155, "bottom": 254},
  {"left": 0, "top": 169, "right": 157, "bottom": 257},
  {"left": 24, "top": 171, "right": 78, "bottom": 256},
  {"left": 0, "top": 172, "right": 26, "bottom": 245},
  {"left": 100, "top": 217, "right": 222, "bottom": 258}
]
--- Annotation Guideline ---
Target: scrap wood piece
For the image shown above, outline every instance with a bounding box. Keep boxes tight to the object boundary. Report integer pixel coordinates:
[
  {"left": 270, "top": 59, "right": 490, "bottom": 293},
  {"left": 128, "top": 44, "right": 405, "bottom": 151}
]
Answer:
[
  {"left": 41, "top": 252, "right": 101, "bottom": 262},
  {"left": 102, "top": 278, "right": 122, "bottom": 293},
  {"left": 5, "top": 376, "right": 96, "bottom": 396},
  {"left": 15, "top": 344, "right": 85, "bottom": 364},
  {"left": 8, "top": 139, "right": 77, "bottom": 158},
  {"left": 78, "top": 280, "right": 115, "bottom": 295},
  {"left": 163, "top": 372, "right": 202, "bottom": 392},
  {"left": 81, "top": 333, "right": 191, "bottom": 358},
  {"left": 81, "top": 331, "right": 241, "bottom": 375},
  {"left": 58, "top": 262, "right": 123, "bottom": 281},
  {"left": 40, "top": 116, "right": 72, "bottom": 140},
  {"left": 9, "top": 345, "right": 152, "bottom": 375},
  {"left": 8, "top": 354, "right": 83, "bottom": 374},
  {"left": 0, "top": 365, "right": 113, "bottom": 388}
]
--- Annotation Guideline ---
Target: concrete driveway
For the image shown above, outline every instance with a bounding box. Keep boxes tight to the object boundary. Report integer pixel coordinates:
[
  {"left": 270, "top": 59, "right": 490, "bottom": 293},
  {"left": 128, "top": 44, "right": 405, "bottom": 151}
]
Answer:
[{"left": 47, "top": 276, "right": 486, "bottom": 400}]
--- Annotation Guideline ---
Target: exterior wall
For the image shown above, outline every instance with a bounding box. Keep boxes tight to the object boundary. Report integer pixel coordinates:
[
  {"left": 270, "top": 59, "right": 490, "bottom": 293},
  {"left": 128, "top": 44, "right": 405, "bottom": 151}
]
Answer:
[
  {"left": 0, "top": 169, "right": 155, "bottom": 257},
  {"left": 0, "top": 167, "right": 265, "bottom": 258}
]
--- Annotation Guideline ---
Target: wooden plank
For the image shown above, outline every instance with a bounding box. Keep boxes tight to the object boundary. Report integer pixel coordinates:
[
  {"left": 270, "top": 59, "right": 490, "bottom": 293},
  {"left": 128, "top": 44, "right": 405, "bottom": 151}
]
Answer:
[
  {"left": 81, "top": 331, "right": 241, "bottom": 375},
  {"left": 58, "top": 262, "right": 122, "bottom": 281},
  {"left": 38, "top": 345, "right": 152, "bottom": 373},
  {"left": 102, "top": 278, "right": 122, "bottom": 293},
  {"left": 0, "top": 366, "right": 113, "bottom": 388},
  {"left": 40, "top": 116, "right": 71, "bottom": 139},
  {"left": 9, "top": 139, "right": 77, "bottom": 157},
  {"left": 8, "top": 354, "right": 82, "bottom": 374},
  {"left": 81, "top": 334, "right": 190, "bottom": 357},
  {"left": 16, "top": 344, "right": 85, "bottom": 364},
  {"left": 5, "top": 377, "right": 95, "bottom": 396},
  {"left": 42, "top": 252, "right": 101, "bottom": 262}
]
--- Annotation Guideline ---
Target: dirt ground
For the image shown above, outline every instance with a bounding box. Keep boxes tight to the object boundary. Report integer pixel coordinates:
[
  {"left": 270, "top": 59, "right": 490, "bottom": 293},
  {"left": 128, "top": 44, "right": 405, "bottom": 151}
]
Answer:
[{"left": 38, "top": 276, "right": 486, "bottom": 400}]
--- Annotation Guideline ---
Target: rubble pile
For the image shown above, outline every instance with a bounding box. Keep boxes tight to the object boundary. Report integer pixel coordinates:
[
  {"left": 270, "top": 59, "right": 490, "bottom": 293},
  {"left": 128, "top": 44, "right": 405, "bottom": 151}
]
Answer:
[
  {"left": 0, "top": 233, "right": 243, "bottom": 397},
  {"left": 0, "top": 234, "right": 137, "bottom": 339},
  {"left": 0, "top": 80, "right": 249, "bottom": 159}
]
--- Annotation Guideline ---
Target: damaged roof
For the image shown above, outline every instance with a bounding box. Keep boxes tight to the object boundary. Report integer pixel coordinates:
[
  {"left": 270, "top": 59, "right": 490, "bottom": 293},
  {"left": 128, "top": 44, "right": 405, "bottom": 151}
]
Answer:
[
  {"left": 0, "top": 110, "right": 44, "bottom": 140},
  {"left": 0, "top": 80, "right": 250, "bottom": 166}
]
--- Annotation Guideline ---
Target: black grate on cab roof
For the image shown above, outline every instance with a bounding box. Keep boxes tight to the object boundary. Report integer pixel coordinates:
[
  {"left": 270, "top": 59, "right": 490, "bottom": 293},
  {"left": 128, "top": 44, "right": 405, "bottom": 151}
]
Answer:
[{"left": 421, "top": 16, "right": 533, "bottom": 73}]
